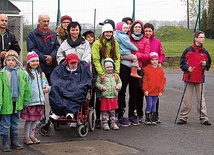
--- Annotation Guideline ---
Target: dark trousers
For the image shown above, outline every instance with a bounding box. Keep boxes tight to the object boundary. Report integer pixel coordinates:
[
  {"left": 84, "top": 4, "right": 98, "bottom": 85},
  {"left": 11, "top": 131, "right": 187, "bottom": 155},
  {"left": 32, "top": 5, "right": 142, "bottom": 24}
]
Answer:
[{"left": 155, "top": 98, "right": 160, "bottom": 118}]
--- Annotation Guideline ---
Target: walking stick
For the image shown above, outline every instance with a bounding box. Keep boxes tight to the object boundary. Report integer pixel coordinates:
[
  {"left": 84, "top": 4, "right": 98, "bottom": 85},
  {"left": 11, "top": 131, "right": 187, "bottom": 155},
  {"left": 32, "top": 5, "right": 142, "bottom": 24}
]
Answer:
[
  {"left": 174, "top": 74, "right": 191, "bottom": 124},
  {"left": 199, "top": 69, "right": 205, "bottom": 120}
]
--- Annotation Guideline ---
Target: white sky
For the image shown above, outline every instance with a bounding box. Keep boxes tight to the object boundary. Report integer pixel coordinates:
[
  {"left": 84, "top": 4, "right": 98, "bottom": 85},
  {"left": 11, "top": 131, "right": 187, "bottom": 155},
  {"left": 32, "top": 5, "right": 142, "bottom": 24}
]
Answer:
[{"left": 11, "top": 0, "right": 187, "bottom": 25}]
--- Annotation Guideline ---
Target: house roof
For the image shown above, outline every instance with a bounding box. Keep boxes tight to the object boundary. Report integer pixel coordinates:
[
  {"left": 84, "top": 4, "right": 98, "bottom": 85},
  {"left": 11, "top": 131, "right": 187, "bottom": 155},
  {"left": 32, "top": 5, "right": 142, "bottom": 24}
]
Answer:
[{"left": 0, "top": 0, "right": 20, "bottom": 14}]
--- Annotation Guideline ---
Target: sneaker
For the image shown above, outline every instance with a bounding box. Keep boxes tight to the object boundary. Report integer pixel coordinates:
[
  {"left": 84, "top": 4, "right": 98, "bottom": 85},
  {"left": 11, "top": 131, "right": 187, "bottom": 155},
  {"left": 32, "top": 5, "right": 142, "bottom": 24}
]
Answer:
[
  {"left": 30, "top": 137, "right": 40, "bottom": 144},
  {"left": 177, "top": 119, "right": 187, "bottom": 125},
  {"left": 66, "top": 113, "right": 74, "bottom": 119},
  {"left": 103, "top": 123, "right": 110, "bottom": 131},
  {"left": 129, "top": 116, "right": 140, "bottom": 126},
  {"left": 156, "top": 118, "right": 161, "bottom": 123},
  {"left": 110, "top": 123, "right": 119, "bottom": 130},
  {"left": 50, "top": 113, "right": 60, "bottom": 120},
  {"left": 23, "top": 137, "right": 33, "bottom": 145},
  {"left": 138, "top": 116, "right": 143, "bottom": 123},
  {"left": 151, "top": 121, "right": 157, "bottom": 125},
  {"left": 69, "top": 122, "right": 77, "bottom": 128},
  {"left": 202, "top": 120, "right": 212, "bottom": 126},
  {"left": 118, "top": 117, "right": 131, "bottom": 127}
]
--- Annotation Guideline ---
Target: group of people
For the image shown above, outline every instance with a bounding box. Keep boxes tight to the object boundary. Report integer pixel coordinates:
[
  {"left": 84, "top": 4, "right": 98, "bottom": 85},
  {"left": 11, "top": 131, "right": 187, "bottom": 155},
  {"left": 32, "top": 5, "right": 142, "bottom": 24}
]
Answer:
[{"left": 0, "top": 12, "right": 212, "bottom": 153}]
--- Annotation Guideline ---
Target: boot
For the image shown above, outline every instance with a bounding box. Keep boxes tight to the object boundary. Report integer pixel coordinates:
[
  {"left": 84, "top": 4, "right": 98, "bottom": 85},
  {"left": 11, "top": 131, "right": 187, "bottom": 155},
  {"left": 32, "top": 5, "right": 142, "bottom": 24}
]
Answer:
[
  {"left": 130, "top": 66, "right": 142, "bottom": 78},
  {"left": 144, "top": 112, "right": 151, "bottom": 125},
  {"left": 2, "top": 135, "right": 11, "bottom": 152},
  {"left": 151, "top": 112, "right": 157, "bottom": 125},
  {"left": 10, "top": 133, "right": 23, "bottom": 150}
]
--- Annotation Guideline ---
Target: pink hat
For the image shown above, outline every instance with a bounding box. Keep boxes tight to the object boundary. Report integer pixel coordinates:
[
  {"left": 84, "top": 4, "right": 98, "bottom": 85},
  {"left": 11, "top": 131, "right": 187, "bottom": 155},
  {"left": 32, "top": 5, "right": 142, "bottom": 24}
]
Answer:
[
  {"left": 26, "top": 51, "right": 39, "bottom": 63},
  {"left": 150, "top": 52, "right": 158, "bottom": 59}
]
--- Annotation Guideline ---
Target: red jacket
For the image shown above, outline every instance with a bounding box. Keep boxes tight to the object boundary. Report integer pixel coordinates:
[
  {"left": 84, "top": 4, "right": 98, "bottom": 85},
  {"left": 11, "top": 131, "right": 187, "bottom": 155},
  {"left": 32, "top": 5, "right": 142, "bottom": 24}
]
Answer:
[{"left": 142, "top": 64, "right": 166, "bottom": 96}]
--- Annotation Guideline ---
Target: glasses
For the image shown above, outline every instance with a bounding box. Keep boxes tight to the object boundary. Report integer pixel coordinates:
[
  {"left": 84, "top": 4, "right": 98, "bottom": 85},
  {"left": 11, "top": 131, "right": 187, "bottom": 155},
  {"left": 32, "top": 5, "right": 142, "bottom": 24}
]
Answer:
[
  {"left": 198, "top": 37, "right": 205, "bottom": 39},
  {"left": 62, "top": 22, "right": 70, "bottom": 24}
]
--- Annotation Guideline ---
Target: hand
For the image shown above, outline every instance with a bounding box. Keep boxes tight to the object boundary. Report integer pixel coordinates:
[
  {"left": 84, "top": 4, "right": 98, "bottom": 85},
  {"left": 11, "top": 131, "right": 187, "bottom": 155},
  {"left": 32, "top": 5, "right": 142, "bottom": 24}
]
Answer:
[
  {"left": 100, "top": 74, "right": 106, "bottom": 83},
  {"left": 144, "top": 91, "right": 148, "bottom": 96},
  {"left": 102, "top": 86, "right": 107, "bottom": 91},
  {"left": 158, "top": 63, "right": 162, "bottom": 68},
  {"left": 0, "top": 51, "right": 7, "bottom": 58},
  {"left": 115, "top": 85, "right": 120, "bottom": 90},
  {"left": 132, "top": 55, "right": 137, "bottom": 61},
  {"left": 188, "top": 66, "right": 194, "bottom": 73},
  {"left": 202, "top": 60, "right": 206, "bottom": 67},
  {"left": 159, "top": 93, "right": 163, "bottom": 96},
  {"left": 113, "top": 73, "right": 119, "bottom": 81},
  {"left": 45, "top": 55, "right": 53, "bottom": 66},
  {"left": 43, "top": 85, "right": 49, "bottom": 93}
]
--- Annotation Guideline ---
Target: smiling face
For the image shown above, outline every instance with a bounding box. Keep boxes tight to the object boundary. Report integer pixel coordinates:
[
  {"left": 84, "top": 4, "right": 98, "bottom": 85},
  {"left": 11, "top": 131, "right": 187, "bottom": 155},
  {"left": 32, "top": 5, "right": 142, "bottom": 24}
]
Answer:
[
  {"left": 133, "top": 23, "right": 142, "bottom": 34},
  {"left": 103, "top": 31, "right": 113, "bottom": 40},
  {"left": 144, "top": 27, "right": 153, "bottom": 38},
  {"left": 69, "top": 25, "right": 80, "bottom": 40},
  {"left": 29, "top": 60, "right": 39, "bottom": 69},
  {"left": 61, "top": 20, "right": 71, "bottom": 30}
]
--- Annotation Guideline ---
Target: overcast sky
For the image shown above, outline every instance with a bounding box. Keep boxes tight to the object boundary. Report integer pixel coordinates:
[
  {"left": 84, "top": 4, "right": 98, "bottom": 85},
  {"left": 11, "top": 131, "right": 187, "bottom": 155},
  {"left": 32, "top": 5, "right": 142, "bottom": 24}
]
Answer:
[{"left": 11, "top": 0, "right": 187, "bottom": 25}]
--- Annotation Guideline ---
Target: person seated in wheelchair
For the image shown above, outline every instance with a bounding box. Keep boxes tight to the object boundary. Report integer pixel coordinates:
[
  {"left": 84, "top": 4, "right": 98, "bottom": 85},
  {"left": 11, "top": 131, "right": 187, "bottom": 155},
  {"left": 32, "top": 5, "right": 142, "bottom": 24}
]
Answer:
[{"left": 49, "top": 53, "right": 93, "bottom": 120}]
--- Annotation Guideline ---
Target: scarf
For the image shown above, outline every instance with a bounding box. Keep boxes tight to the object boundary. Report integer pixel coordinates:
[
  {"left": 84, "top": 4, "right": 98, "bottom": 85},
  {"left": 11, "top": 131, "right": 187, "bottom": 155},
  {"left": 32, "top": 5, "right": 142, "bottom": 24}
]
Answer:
[
  {"left": 131, "top": 32, "right": 144, "bottom": 41},
  {"left": 5, "top": 66, "right": 20, "bottom": 101},
  {"left": 67, "top": 35, "right": 84, "bottom": 48}
]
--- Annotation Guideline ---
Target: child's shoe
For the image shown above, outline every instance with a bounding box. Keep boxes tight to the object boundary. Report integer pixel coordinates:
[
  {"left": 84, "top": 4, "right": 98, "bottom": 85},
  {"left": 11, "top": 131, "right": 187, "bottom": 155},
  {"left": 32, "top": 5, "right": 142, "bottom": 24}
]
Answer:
[
  {"left": 50, "top": 113, "right": 60, "bottom": 120},
  {"left": 156, "top": 117, "right": 161, "bottom": 123},
  {"left": 103, "top": 123, "right": 110, "bottom": 131},
  {"left": 66, "top": 113, "right": 74, "bottom": 119},
  {"left": 10, "top": 134, "right": 23, "bottom": 150},
  {"left": 30, "top": 137, "right": 40, "bottom": 144},
  {"left": 129, "top": 116, "right": 140, "bottom": 125},
  {"left": 23, "top": 137, "right": 33, "bottom": 145},
  {"left": 138, "top": 116, "right": 143, "bottom": 123},
  {"left": 118, "top": 117, "right": 131, "bottom": 127},
  {"left": 2, "top": 135, "right": 11, "bottom": 152},
  {"left": 110, "top": 123, "right": 119, "bottom": 130}
]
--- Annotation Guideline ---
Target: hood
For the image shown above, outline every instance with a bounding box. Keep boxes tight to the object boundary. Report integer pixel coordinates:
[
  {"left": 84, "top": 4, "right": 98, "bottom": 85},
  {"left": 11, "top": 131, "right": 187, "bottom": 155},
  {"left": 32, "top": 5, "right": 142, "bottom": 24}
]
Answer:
[
  {"left": 130, "top": 20, "right": 144, "bottom": 34},
  {"left": 103, "top": 58, "right": 116, "bottom": 73},
  {"left": 116, "top": 22, "right": 125, "bottom": 31}
]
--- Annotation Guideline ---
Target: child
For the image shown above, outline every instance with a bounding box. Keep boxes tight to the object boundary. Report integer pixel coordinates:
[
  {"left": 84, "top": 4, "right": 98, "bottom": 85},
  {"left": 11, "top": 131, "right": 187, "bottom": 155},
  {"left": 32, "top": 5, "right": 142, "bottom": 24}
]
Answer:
[
  {"left": 95, "top": 58, "right": 122, "bottom": 130},
  {"left": 83, "top": 29, "right": 96, "bottom": 47},
  {"left": 0, "top": 50, "right": 31, "bottom": 152},
  {"left": 142, "top": 52, "right": 166, "bottom": 125},
  {"left": 114, "top": 22, "right": 141, "bottom": 78},
  {"left": 21, "top": 51, "right": 50, "bottom": 145}
]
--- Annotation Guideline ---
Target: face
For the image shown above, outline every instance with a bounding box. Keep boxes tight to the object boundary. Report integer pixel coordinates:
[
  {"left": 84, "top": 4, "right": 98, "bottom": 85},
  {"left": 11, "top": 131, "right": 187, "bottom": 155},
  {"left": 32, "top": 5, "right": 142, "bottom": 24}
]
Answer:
[
  {"left": 38, "top": 15, "right": 50, "bottom": 31},
  {"left": 61, "top": 20, "right": 71, "bottom": 30},
  {"left": 0, "top": 14, "right": 8, "bottom": 30},
  {"left": 68, "top": 62, "right": 78, "bottom": 70},
  {"left": 69, "top": 26, "right": 80, "bottom": 40},
  {"left": 126, "top": 20, "right": 132, "bottom": 31},
  {"left": 133, "top": 23, "right": 142, "bottom": 34},
  {"left": 195, "top": 33, "right": 205, "bottom": 45},
  {"left": 29, "top": 60, "right": 39, "bottom": 69},
  {"left": 150, "top": 58, "right": 158, "bottom": 66},
  {"left": 105, "top": 66, "right": 113, "bottom": 73},
  {"left": 5, "top": 57, "right": 17, "bottom": 68},
  {"left": 103, "top": 31, "right": 113, "bottom": 40},
  {"left": 122, "top": 24, "right": 129, "bottom": 34},
  {"left": 85, "top": 34, "right": 95, "bottom": 44},
  {"left": 144, "top": 27, "right": 153, "bottom": 38}
]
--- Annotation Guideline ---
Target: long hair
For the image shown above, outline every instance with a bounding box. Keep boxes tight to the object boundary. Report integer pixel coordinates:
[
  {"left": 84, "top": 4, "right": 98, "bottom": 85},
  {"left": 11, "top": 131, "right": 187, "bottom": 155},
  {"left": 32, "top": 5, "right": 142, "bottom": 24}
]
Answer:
[
  {"left": 99, "top": 34, "right": 117, "bottom": 60},
  {"left": 26, "top": 63, "right": 43, "bottom": 79}
]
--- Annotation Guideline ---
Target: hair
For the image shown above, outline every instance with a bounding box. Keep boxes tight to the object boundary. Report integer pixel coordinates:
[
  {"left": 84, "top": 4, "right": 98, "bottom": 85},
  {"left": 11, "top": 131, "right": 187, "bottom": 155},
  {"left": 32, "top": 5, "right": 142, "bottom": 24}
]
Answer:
[
  {"left": 99, "top": 34, "right": 117, "bottom": 60},
  {"left": 85, "top": 33, "right": 95, "bottom": 41},
  {"left": 67, "top": 22, "right": 81, "bottom": 33},
  {"left": 25, "top": 63, "right": 43, "bottom": 79},
  {"left": 129, "top": 21, "right": 144, "bottom": 41},
  {"left": 144, "top": 23, "right": 154, "bottom": 31},
  {"left": 193, "top": 30, "right": 205, "bottom": 43}
]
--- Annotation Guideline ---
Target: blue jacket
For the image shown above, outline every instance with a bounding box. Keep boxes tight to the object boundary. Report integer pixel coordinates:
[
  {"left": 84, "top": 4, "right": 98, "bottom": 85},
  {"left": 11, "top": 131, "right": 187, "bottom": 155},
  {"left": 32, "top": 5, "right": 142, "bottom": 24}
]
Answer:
[
  {"left": 49, "top": 61, "right": 93, "bottom": 115},
  {"left": 27, "top": 26, "right": 60, "bottom": 74},
  {"left": 28, "top": 69, "right": 50, "bottom": 106},
  {"left": 114, "top": 30, "right": 138, "bottom": 55}
]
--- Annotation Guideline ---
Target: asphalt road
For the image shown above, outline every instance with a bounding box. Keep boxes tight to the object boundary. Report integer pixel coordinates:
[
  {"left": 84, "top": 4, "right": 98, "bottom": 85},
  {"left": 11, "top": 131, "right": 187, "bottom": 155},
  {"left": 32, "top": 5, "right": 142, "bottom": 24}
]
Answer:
[{"left": 1, "top": 68, "right": 214, "bottom": 155}]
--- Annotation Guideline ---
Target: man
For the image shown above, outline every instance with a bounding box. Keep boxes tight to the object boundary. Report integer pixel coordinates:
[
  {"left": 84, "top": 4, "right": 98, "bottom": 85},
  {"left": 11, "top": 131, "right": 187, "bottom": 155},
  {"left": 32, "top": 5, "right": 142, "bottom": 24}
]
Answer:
[
  {"left": 0, "top": 13, "right": 20, "bottom": 69},
  {"left": 27, "top": 14, "right": 59, "bottom": 83}
]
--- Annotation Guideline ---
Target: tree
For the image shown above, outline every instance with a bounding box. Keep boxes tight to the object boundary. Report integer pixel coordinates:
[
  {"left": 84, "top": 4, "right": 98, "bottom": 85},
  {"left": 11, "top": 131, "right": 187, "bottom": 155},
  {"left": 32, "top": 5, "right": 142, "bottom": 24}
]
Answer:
[
  {"left": 23, "top": 24, "right": 32, "bottom": 41},
  {"left": 181, "top": 0, "right": 208, "bottom": 19},
  {"left": 201, "top": 9, "right": 207, "bottom": 32},
  {"left": 207, "top": 0, "right": 214, "bottom": 38}
]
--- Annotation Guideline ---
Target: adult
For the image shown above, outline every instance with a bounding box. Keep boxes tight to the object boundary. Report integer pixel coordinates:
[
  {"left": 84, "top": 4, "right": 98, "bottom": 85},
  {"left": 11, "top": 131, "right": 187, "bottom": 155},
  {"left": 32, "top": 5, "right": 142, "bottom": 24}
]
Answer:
[
  {"left": 0, "top": 13, "right": 20, "bottom": 70},
  {"left": 177, "top": 30, "right": 211, "bottom": 125},
  {"left": 27, "top": 14, "right": 59, "bottom": 84},
  {"left": 143, "top": 23, "right": 165, "bottom": 123},
  {"left": 56, "top": 15, "right": 72, "bottom": 45},
  {"left": 92, "top": 23, "right": 120, "bottom": 128},
  {"left": 117, "top": 20, "right": 150, "bottom": 126},
  {"left": 56, "top": 21, "right": 91, "bottom": 65},
  {"left": 122, "top": 17, "right": 133, "bottom": 34}
]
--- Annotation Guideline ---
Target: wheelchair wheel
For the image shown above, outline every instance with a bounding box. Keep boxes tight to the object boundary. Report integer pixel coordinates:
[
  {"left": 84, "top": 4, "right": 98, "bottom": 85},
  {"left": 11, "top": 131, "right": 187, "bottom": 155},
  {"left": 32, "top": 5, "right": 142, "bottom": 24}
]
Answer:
[
  {"left": 88, "top": 110, "right": 96, "bottom": 131},
  {"left": 78, "top": 124, "right": 88, "bottom": 137},
  {"left": 39, "top": 124, "right": 51, "bottom": 136},
  {"left": 53, "top": 122, "right": 60, "bottom": 131}
]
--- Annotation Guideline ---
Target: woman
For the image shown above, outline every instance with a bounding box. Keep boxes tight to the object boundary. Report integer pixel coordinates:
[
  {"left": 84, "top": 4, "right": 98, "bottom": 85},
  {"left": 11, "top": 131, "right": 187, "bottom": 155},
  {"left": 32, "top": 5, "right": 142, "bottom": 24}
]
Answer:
[
  {"left": 92, "top": 23, "right": 120, "bottom": 129},
  {"left": 118, "top": 20, "right": 150, "bottom": 126},
  {"left": 144, "top": 23, "right": 165, "bottom": 123},
  {"left": 56, "top": 21, "right": 91, "bottom": 65},
  {"left": 56, "top": 15, "right": 72, "bottom": 44}
]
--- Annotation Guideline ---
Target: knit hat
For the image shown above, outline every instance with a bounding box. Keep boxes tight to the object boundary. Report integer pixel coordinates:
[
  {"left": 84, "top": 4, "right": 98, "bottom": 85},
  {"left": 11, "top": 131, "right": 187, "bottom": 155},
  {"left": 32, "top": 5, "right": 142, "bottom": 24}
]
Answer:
[
  {"left": 102, "top": 23, "right": 113, "bottom": 34},
  {"left": 4, "top": 50, "right": 20, "bottom": 65},
  {"left": 66, "top": 53, "right": 79, "bottom": 64},
  {"left": 104, "top": 58, "right": 115, "bottom": 70},
  {"left": 60, "top": 15, "right": 72, "bottom": 23},
  {"left": 99, "top": 19, "right": 115, "bottom": 29},
  {"left": 150, "top": 52, "right": 158, "bottom": 59},
  {"left": 26, "top": 51, "right": 39, "bottom": 63}
]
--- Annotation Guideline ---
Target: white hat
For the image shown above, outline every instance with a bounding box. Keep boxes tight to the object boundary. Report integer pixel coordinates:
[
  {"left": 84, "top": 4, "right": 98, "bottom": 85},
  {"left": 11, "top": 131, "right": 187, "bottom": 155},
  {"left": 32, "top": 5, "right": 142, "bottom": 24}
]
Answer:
[{"left": 102, "top": 23, "right": 113, "bottom": 34}]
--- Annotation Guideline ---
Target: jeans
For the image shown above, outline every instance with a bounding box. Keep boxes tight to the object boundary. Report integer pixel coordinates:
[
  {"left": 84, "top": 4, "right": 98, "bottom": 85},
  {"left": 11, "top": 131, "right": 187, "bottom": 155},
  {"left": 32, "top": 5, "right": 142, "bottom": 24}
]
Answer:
[
  {"left": 0, "top": 111, "right": 21, "bottom": 136},
  {"left": 145, "top": 96, "right": 158, "bottom": 112}
]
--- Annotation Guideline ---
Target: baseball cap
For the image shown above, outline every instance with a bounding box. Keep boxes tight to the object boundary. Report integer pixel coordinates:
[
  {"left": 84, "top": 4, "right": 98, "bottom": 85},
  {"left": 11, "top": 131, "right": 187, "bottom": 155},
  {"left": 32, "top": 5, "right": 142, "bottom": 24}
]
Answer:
[{"left": 99, "top": 19, "right": 115, "bottom": 29}]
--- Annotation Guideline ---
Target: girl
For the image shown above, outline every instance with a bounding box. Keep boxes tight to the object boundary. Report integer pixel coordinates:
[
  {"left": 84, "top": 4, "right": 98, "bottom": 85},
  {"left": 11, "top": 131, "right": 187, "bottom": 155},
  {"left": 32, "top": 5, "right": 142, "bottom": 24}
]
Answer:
[
  {"left": 92, "top": 23, "right": 120, "bottom": 129},
  {"left": 21, "top": 51, "right": 50, "bottom": 145},
  {"left": 142, "top": 52, "right": 166, "bottom": 125},
  {"left": 0, "top": 50, "right": 31, "bottom": 152},
  {"left": 95, "top": 58, "right": 122, "bottom": 130}
]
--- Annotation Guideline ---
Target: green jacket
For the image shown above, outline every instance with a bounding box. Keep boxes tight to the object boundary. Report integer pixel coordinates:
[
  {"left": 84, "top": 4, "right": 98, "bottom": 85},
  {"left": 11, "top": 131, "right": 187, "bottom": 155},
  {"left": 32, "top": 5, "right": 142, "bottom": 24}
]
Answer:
[
  {"left": 92, "top": 40, "right": 120, "bottom": 75},
  {"left": 0, "top": 68, "right": 31, "bottom": 114}
]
